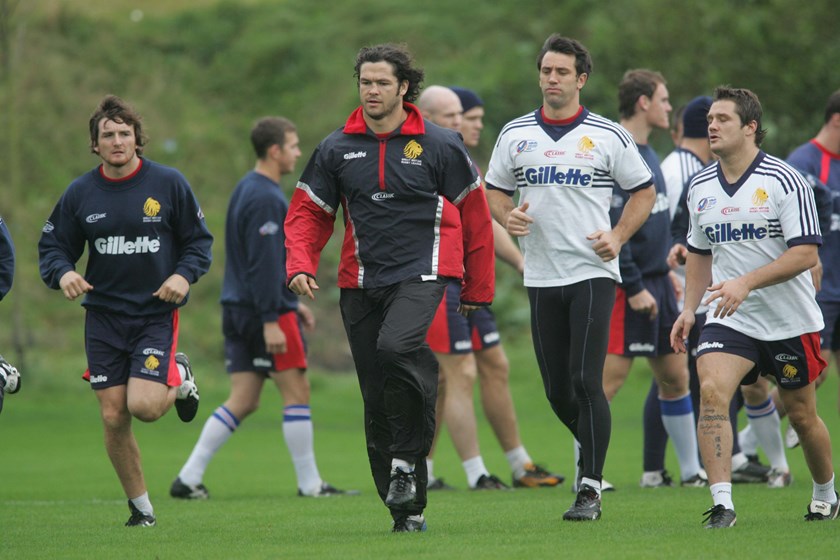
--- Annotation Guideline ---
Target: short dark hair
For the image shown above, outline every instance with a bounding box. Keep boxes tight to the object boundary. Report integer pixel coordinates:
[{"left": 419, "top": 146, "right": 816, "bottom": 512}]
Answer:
[
  {"left": 89, "top": 95, "right": 147, "bottom": 155},
  {"left": 536, "top": 34, "right": 592, "bottom": 77},
  {"left": 824, "top": 89, "right": 840, "bottom": 124},
  {"left": 618, "top": 69, "right": 666, "bottom": 119},
  {"left": 354, "top": 43, "right": 424, "bottom": 104},
  {"left": 250, "top": 116, "right": 296, "bottom": 159},
  {"left": 713, "top": 86, "right": 767, "bottom": 147}
]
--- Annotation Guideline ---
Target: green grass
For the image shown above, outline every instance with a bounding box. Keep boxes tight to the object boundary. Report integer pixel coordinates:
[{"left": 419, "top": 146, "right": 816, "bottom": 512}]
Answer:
[{"left": 2, "top": 345, "right": 839, "bottom": 558}]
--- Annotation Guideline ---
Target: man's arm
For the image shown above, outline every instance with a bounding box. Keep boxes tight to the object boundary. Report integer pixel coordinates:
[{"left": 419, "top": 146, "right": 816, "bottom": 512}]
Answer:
[
  {"left": 486, "top": 188, "right": 532, "bottom": 238},
  {"left": 491, "top": 219, "right": 523, "bottom": 274},
  {"left": 587, "top": 185, "right": 655, "bottom": 262},
  {"left": 0, "top": 219, "right": 14, "bottom": 301}
]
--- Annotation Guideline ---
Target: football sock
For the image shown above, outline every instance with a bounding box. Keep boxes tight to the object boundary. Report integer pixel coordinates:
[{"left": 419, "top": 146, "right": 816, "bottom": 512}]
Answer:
[
  {"left": 178, "top": 405, "right": 238, "bottom": 486},
  {"left": 731, "top": 452, "right": 749, "bottom": 472},
  {"left": 505, "top": 446, "right": 531, "bottom": 479},
  {"left": 660, "top": 393, "right": 702, "bottom": 480},
  {"left": 737, "top": 424, "right": 759, "bottom": 456},
  {"left": 643, "top": 380, "right": 668, "bottom": 472},
  {"left": 391, "top": 458, "right": 414, "bottom": 474},
  {"left": 813, "top": 474, "right": 838, "bottom": 504},
  {"left": 746, "top": 398, "right": 788, "bottom": 471},
  {"left": 710, "top": 482, "right": 734, "bottom": 510},
  {"left": 580, "top": 477, "right": 602, "bottom": 497},
  {"left": 130, "top": 492, "right": 154, "bottom": 516},
  {"left": 463, "top": 456, "right": 490, "bottom": 487},
  {"left": 283, "top": 405, "right": 322, "bottom": 494},
  {"left": 426, "top": 458, "right": 436, "bottom": 483}
]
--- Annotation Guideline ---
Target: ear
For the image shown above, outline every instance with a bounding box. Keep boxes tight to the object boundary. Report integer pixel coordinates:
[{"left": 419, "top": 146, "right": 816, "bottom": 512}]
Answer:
[
  {"left": 577, "top": 72, "right": 588, "bottom": 90},
  {"left": 399, "top": 80, "right": 409, "bottom": 98},
  {"left": 639, "top": 95, "right": 651, "bottom": 112}
]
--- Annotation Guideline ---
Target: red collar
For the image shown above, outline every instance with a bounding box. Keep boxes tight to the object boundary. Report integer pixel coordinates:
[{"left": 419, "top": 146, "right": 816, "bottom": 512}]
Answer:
[
  {"left": 344, "top": 103, "right": 426, "bottom": 136},
  {"left": 540, "top": 105, "right": 584, "bottom": 125}
]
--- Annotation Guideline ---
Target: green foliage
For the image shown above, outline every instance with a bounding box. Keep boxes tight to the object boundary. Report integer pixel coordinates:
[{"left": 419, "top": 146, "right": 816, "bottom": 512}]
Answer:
[{"left": 1, "top": 0, "right": 838, "bottom": 373}]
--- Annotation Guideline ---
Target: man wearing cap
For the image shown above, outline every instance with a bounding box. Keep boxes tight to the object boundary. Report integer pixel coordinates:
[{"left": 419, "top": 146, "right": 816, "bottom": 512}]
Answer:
[{"left": 418, "top": 85, "right": 563, "bottom": 490}]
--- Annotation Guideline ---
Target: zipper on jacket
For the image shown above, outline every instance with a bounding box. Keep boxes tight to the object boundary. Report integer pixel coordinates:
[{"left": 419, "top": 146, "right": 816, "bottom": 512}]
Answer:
[{"left": 378, "top": 138, "right": 387, "bottom": 191}]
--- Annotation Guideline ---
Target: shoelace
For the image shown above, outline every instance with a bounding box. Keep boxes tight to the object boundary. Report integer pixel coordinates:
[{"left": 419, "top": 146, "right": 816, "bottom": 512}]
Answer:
[
  {"left": 701, "top": 505, "right": 727, "bottom": 524},
  {"left": 392, "top": 470, "right": 415, "bottom": 492}
]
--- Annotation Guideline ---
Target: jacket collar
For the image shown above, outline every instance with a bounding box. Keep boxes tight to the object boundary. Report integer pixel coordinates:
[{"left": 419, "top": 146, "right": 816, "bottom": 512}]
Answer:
[{"left": 343, "top": 103, "right": 426, "bottom": 136}]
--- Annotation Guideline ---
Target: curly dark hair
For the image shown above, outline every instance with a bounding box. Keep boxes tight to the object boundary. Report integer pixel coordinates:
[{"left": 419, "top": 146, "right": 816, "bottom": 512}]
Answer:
[
  {"left": 89, "top": 95, "right": 147, "bottom": 155},
  {"left": 354, "top": 43, "right": 424, "bottom": 104}
]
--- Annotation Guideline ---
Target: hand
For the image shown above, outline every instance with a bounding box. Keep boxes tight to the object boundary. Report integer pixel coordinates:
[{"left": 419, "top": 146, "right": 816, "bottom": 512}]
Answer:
[
  {"left": 153, "top": 273, "right": 190, "bottom": 304},
  {"left": 263, "top": 321, "right": 287, "bottom": 354},
  {"left": 58, "top": 271, "right": 93, "bottom": 301},
  {"left": 667, "top": 243, "right": 688, "bottom": 269},
  {"left": 505, "top": 202, "right": 533, "bottom": 237},
  {"left": 289, "top": 274, "right": 319, "bottom": 300},
  {"left": 628, "top": 289, "right": 658, "bottom": 319},
  {"left": 297, "top": 302, "right": 316, "bottom": 332},
  {"left": 586, "top": 230, "right": 621, "bottom": 262},
  {"left": 457, "top": 303, "right": 480, "bottom": 317},
  {"left": 704, "top": 277, "right": 750, "bottom": 318},
  {"left": 669, "top": 310, "right": 695, "bottom": 354}
]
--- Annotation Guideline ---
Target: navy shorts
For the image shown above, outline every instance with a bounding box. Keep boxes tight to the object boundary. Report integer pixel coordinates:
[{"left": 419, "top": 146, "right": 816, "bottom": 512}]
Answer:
[
  {"left": 818, "top": 299, "right": 840, "bottom": 351},
  {"left": 223, "top": 306, "right": 307, "bottom": 374},
  {"left": 84, "top": 308, "right": 182, "bottom": 390},
  {"left": 608, "top": 273, "right": 679, "bottom": 357},
  {"left": 426, "top": 280, "right": 500, "bottom": 354},
  {"left": 696, "top": 323, "right": 826, "bottom": 389}
]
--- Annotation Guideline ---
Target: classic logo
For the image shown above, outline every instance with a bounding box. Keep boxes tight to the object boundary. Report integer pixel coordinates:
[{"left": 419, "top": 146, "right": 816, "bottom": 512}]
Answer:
[
  {"left": 144, "top": 355, "right": 160, "bottom": 372},
  {"left": 403, "top": 140, "right": 423, "bottom": 159},
  {"left": 703, "top": 221, "right": 768, "bottom": 244},
  {"left": 782, "top": 364, "right": 798, "bottom": 379},
  {"left": 697, "top": 197, "right": 717, "bottom": 212},
  {"left": 775, "top": 353, "right": 797, "bottom": 362},
  {"left": 544, "top": 150, "right": 566, "bottom": 158},
  {"left": 143, "top": 348, "right": 165, "bottom": 356},
  {"left": 143, "top": 197, "right": 162, "bottom": 223},
  {"left": 259, "top": 221, "right": 280, "bottom": 236},
  {"left": 371, "top": 192, "right": 395, "bottom": 201},
  {"left": 721, "top": 207, "right": 740, "bottom": 215},
  {"left": 752, "top": 188, "right": 768, "bottom": 206},
  {"left": 42, "top": 221, "right": 55, "bottom": 233},
  {"left": 523, "top": 166, "right": 592, "bottom": 187},
  {"left": 343, "top": 151, "right": 367, "bottom": 160},
  {"left": 94, "top": 236, "right": 161, "bottom": 255},
  {"left": 577, "top": 136, "right": 595, "bottom": 153},
  {"left": 516, "top": 140, "right": 538, "bottom": 153},
  {"left": 89, "top": 374, "right": 108, "bottom": 383},
  {"left": 86, "top": 213, "right": 107, "bottom": 223},
  {"left": 144, "top": 197, "right": 161, "bottom": 217}
]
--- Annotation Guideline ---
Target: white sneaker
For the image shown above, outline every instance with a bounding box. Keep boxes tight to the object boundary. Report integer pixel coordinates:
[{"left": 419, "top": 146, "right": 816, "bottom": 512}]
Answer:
[
  {"left": 767, "top": 468, "right": 792, "bottom": 488},
  {"left": 0, "top": 354, "right": 20, "bottom": 394},
  {"left": 640, "top": 470, "right": 673, "bottom": 488},
  {"left": 785, "top": 423, "right": 800, "bottom": 449},
  {"left": 174, "top": 352, "right": 199, "bottom": 422}
]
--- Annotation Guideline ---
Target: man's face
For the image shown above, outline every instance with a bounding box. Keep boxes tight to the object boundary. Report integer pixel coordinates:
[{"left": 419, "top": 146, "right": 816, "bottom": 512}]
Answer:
[
  {"left": 428, "top": 94, "right": 462, "bottom": 132},
  {"left": 460, "top": 106, "right": 484, "bottom": 148},
  {"left": 358, "top": 61, "right": 406, "bottom": 121},
  {"left": 277, "top": 131, "right": 301, "bottom": 175},
  {"left": 646, "top": 82, "right": 672, "bottom": 130},
  {"left": 708, "top": 100, "right": 752, "bottom": 157},
  {"left": 539, "top": 51, "right": 586, "bottom": 111},
  {"left": 94, "top": 118, "right": 137, "bottom": 168}
]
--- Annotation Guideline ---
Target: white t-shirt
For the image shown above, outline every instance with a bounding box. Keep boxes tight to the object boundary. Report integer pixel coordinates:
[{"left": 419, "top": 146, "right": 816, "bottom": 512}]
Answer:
[
  {"left": 686, "top": 151, "right": 823, "bottom": 340},
  {"left": 485, "top": 107, "right": 652, "bottom": 287}
]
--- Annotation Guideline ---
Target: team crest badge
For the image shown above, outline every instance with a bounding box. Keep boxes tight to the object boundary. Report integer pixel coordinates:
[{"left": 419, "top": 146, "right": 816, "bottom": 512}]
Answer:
[
  {"left": 144, "top": 355, "right": 160, "bottom": 372},
  {"left": 403, "top": 140, "right": 423, "bottom": 159},
  {"left": 782, "top": 364, "right": 798, "bottom": 379},
  {"left": 577, "top": 136, "right": 595, "bottom": 153},
  {"left": 752, "top": 188, "right": 768, "bottom": 206}
]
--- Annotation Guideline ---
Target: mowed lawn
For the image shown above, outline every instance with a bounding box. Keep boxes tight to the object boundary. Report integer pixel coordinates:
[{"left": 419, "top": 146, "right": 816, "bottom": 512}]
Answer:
[{"left": 1, "top": 344, "right": 839, "bottom": 559}]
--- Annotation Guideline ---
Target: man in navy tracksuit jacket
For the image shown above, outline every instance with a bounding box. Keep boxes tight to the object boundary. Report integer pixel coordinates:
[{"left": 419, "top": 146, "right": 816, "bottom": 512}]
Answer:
[
  {"left": 285, "top": 44, "right": 495, "bottom": 532},
  {"left": 38, "top": 95, "right": 213, "bottom": 527}
]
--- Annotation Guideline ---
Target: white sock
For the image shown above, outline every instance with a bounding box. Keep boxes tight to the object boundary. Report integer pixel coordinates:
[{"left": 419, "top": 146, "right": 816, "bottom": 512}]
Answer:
[
  {"left": 737, "top": 424, "right": 759, "bottom": 456},
  {"left": 426, "top": 458, "right": 436, "bottom": 483},
  {"left": 731, "top": 452, "right": 749, "bottom": 471},
  {"left": 660, "top": 393, "right": 702, "bottom": 480},
  {"left": 179, "top": 406, "right": 238, "bottom": 486},
  {"left": 283, "top": 405, "right": 322, "bottom": 494},
  {"left": 129, "top": 492, "right": 154, "bottom": 516},
  {"left": 580, "top": 477, "right": 602, "bottom": 496},
  {"left": 746, "top": 399, "right": 788, "bottom": 471},
  {"left": 710, "top": 482, "right": 734, "bottom": 510},
  {"left": 463, "top": 456, "right": 490, "bottom": 487},
  {"left": 391, "top": 458, "right": 414, "bottom": 474},
  {"left": 505, "top": 446, "right": 532, "bottom": 479},
  {"left": 573, "top": 440, "right": 581, "bottom": 487},
  {"left": 814, "top": 474, "right": 838, "bottom": 504}
]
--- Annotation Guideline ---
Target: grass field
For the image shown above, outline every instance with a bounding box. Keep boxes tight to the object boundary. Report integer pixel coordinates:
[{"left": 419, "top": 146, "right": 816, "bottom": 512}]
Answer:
[{"left": 2, "top": 344, "right": 839, "bottom": 559}]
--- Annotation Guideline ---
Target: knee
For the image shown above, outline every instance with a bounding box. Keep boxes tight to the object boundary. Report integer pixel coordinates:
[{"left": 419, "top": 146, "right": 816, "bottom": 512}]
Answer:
[
  {"left": 786, "top": 404, "right": 814, "bottom": 434},
  {"left": 698, "top": 377, "right": 729, "bottom": 410},
  {"left": 100, "top": 404, "right": 131, "bottom": 432}
]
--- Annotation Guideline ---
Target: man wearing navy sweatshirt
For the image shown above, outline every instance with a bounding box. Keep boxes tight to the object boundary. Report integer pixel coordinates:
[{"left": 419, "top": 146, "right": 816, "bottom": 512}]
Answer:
[
  {"left": 0, "top": 214, "right": 20, "bottom": 413},
  {"left": 39, "top": 95, "right": 213, "bottom": 527},
  {"left": 171, "top": 117, "right": 353, "bottom": 500}
]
